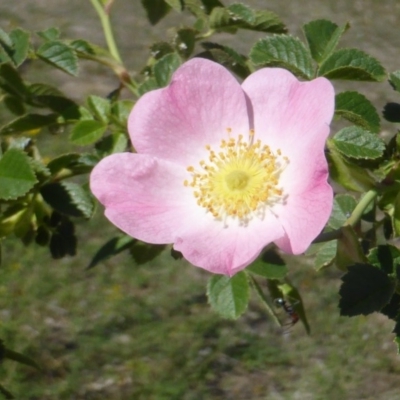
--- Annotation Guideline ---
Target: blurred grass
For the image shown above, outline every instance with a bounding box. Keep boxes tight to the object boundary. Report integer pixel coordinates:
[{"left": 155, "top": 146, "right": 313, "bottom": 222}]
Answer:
[{"left": 1, "top": 0, "right": 400, "bottom": 399}]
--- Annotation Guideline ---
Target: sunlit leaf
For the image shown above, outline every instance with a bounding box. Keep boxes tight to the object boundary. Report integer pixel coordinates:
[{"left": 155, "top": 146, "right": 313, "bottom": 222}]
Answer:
[
  {"left": 247, "top": 249, "right": 288, "bottom": 279},
  {"left": 332, "top": 127, "right": 385, "bottom": 159},
  {"left": 0, "top": 149, "right": 37, "bottom": 200},
  {"left": 250, "top": 35, "right": 313, "bottom": 79},
  {"left": 328, "top": 194, "right": 357, "bottom": 229},
  {"left": 319, "top": 48, "right": 386, "bottom": 81},
  {"left": 335, "top": 91, "right": 380, "bottom": 133},
  {"left": 69, "top": 120, "right": 107, "bottom": 146},
  {"left": 37, "top": 41, "right": 78, "bottom": 76}
]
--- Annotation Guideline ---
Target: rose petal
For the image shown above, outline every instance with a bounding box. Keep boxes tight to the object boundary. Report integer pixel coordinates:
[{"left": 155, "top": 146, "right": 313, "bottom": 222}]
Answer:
[
  {"left": 90, "top": 153, "right": 196, "bottom": 243},
  {"left": 128, "top": 58, "right": 250, "bottom": 166},
  {"left": 174, "top": 213, "right": 285, "bottom": 276}
]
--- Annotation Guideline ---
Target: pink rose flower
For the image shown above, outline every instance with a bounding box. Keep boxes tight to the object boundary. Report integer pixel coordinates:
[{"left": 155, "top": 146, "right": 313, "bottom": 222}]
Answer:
[{"left": 90, "top": 58, "right": 334, "bottom": 276}]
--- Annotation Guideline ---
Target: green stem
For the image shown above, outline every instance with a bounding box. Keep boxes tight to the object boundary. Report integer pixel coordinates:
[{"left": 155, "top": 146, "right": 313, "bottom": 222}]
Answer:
[
  {"left": 313, "top": 188, "right": 379, "bottom": 243},
  {"left": 345, "top": 188, "right": 378, "bottom": 227},
  {"left": 90, "top": 0, "right": 122, "bottom": 64}
]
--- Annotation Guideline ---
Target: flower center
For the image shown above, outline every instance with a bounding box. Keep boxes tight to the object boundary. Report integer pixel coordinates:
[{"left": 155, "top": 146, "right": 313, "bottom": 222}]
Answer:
[{"left": 184, "top": 130, "right": 289, "bottom": 222}]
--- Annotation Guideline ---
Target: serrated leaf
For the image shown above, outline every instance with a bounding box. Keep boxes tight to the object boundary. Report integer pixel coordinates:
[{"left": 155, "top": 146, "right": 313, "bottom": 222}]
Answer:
[
  {"left": 339, "top": 263, "right": 396, "bottom": 316},
  {"left": 328, "top": 194, "right": 357, "bottom": 229},
  {"left": 228, "top": 3, "right": 255, "bottom": 24},
  {"left": 141, "top": 0, "right": 171, "bottom": 24},
  {"left": 69, "top": 39, "right": 96, "bottom": 55},
  {"left": 150, "top": 42, "right": 175, "bottom": 60},
  {"left": 0, "top": 149, "right": 37, "bottom": 200},
  {"left": 381, "top": 293, "right": 400, "bottom": 320},
  {"left": 247, "top": 249, "right": 288, "bottom": 279},
  {"left": 174, "top": 28, "right": 196, "bottom": 59},
  {"left": 87, "top": 95, "right": 110, "bottom": 123},
  {"left": 389, "top": 70, "right": 400, "bottom": 92},
  {"left": 111, "top": 100, "right": 134, "bottom": 129},
  {"left": 153, "top": 52, "right": 181, "bottom": 87},
  {"left": 368, "top": 245, "right": 400, "bottom": 275},
  {"left": 207, "top": 272, "right": 249, "bottom": 319},
  {"left": 130, "top": 242, "right": 166, "bottom": 265},
  {"left": 138, "top": 78, "right": 158, "bottom": 96},
  {"left": 8, "top": 28, "right": 30, "bottom": 66},
  {"left": 37, "top": 41, "right": 78, "bottom": 76},
  {"left": 319, "top": 48, "right": 386, "bottom": 81},
  {"left": 95, "top": 132, "right": 128, "bottom": 156},
  {"left": 335, "top": 91, "right": 380, "bottom": 133},
  {"left": 87, "top": 235, "right": 134, "bottom": 269},
  {"left": 336, "top": 225, "right": 367, "bottom": 270},
  {"left": 37, "top": 27, "right": 60, "bottom": 41},
  {"left": 314, "top": 240, "right": 337, "bottom": 270},
  {"left": 327, "top": 142, "right": 375, "bottom": 192},
  {"left": 0, "top": 113, "right": 58, "bottom": 135},
  {"left": 47, "top": 153, "right": 97, "bottom": 175},
  {"left": 69, "top": 120, "right": 107, "bottom": 146},
  {"left": 303, "top": 19, "right": 349, "bottom": 63},
  {"left": 0, "top": 63, "right": 28, "bottom": 98},
  {"left": 250, "top": 35, "right": 313, "bottom": 79},
  {"left": 332, "top": 127, "right": 385, "bottom": 159},
  {"left": 209, "top": 6, "right": 285, "bottom": 34},
  {"left": 199, "top": 42, "right": 250, "bottom": 79},
  {"left": 4, "top": 348, "right": 40, "bottom": 370},
  {"left": 40, "top": 181, "right": 94, "bottom": 218}
]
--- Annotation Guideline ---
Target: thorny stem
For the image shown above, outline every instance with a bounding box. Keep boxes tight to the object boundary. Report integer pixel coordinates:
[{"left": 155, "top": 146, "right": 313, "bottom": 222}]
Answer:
[{"left": 313, "top": 188, "right": 379, "bottom": 244}]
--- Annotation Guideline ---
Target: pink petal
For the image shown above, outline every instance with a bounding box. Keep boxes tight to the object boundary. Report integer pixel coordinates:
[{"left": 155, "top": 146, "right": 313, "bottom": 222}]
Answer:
[
  {"left": 174, "top": 213, "right": 285, "bottom": 276},
  {"left": 90, "top": 153, "right": 196, "bottom": 243},
  {"left": 241, "top": 68, "right": 334, "bottom": 254},
  {"left": 128, "top": 58, "right": 250, "bottom": 166}
]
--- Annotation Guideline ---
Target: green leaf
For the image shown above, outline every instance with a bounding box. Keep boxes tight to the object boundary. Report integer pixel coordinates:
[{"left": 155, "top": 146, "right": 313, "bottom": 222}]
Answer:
[
  {"left": 228, "top": 3, "right": 256, "bottom": 24},
  {"left": 49, "top": 216, "right": 77, "bottom": 259},
  {"left": 335, "top": 91, "right": 380, "bottom": 133},
  {"left": 4, "top": 348, "right": 40, "bottom": 370},
  {"left": 313, "top": 240, "right": 337, "bottom": 270},
  {"left": 150, "top": 42, "right": 175, "bottom": 60},
  {"left": 37, "top": 41, "right": 78, "bottom": 76},
  {"left": 336, "top": 225, "right": 367, "bottom": 270},
  {"left": 0, "top": 149, "right": 37, "bottom": 200},
  {"left": 303, "top": 19, "right": 349, "bottom": 63},
  {"left": 153, "top": 52, "right": 181, "bottom": 87},
  {"left": 207, "top": 272, "right": 249, "bottom": 319},
  {"left": 37, "top": 27, "right": 60, "bottom": 41},
  {"left": 174, "top": 28, "right": 196, "bottom": 59},
  {"left": 332, "top": 127, "right": 385, "bottom": 159},
  {"left": 110, "top": 100, "right": 134, "bottom": 129},
  {"left": 328, "top": 194, "right": 357, "bottom": 229},
  {"left": 87, "top": 235, "right": 135, "bottom": 269},
  {"left": 247, "top": 249, "right": 288, "bottom": 279},
  {"left": 87, "top": 95, "right": 110, "bottom": 123},
  {"left": 164, "top": 0, "right": 183, "bottom": 11},
  {"left": 40, "top": 181, "right": 94, "bottom": 218},
  {"left": 0, "top": 63, "right": 28, "bottom": 98},
  {"left": 0, "top": 384, "right": 14, "bottom": 399},
  {"left": 69, "top": 120, "right": 107, "bottom": 146},
  {"left": 199, "top": 42, "right": 250, "bottom": 79},
  {"left": 9, "top": 28, "right": 30, "bottom": 66},
  {"left": 69, "top": 39, "right": 96, "bottom": 55},
  {"left": 3, "top": 95, "right": 26, "bottom": 115},
  {"left": 47, "top": 153, "right": 97, "bottom": 175},
  {"left": 368, "top": 245, "right": 400, "bottom": 275},
  {"left": 327, "top": 142, "right": 376, "bottom": 192},
  {"left": 95, "top": 132, "right": 128, "bottom": 156},
  {"left": 138, "top": 77, "right": 159, "bottom": 96},
  {"left": 249, "top": 35, "right": 313, "bottom": 79},
  {"left": 0, "top": 113, "right": 58, "bottom": 135},
  {"left": 141, "top": 0, "right": 171, "bottom": 24},
  {"left": 318, "top": 48, "right": 386, "bottom": 81},
  {"left": 130, "top": 242, "right": 166, "bottom": 265},
  {"left": 389, "top": 70, "right": 400, "bottom": 92},
  {"left": 339, "top": 263, "right": 396, "bottom": 316},
  {"left": 209, "top": 6, "right": 286, "bottom": 34}
]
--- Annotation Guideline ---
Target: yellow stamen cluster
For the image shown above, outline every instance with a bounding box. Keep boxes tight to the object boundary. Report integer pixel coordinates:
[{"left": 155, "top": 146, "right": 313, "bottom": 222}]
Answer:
[{"left": 184, "top": 130, "right": 288, "bottom": 222}]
